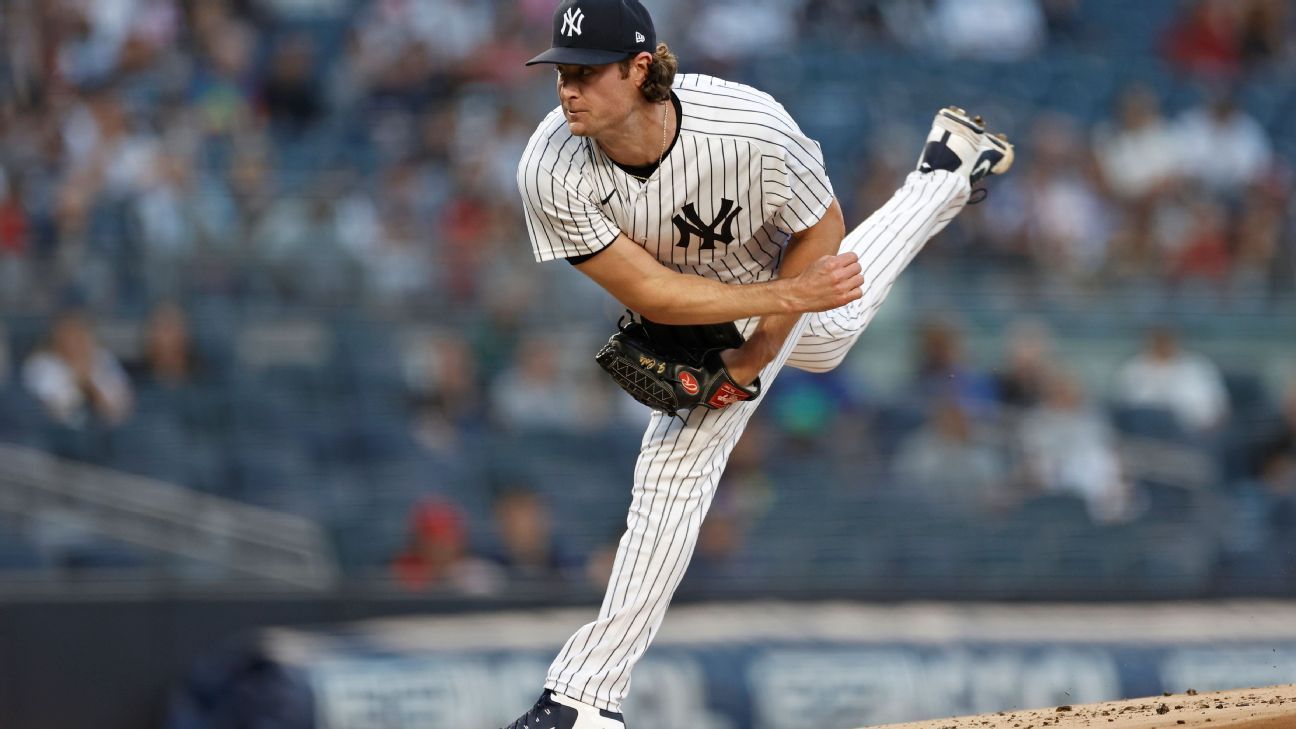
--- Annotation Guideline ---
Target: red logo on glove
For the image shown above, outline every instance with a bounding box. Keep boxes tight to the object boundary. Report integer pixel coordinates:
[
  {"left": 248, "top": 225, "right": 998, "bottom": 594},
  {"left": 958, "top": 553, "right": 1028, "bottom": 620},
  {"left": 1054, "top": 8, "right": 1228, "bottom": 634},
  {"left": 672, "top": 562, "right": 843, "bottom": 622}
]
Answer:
[
  {"left": 707, "top": 382, "right": 752, "bottom": 408},
  {"left": 678, "top": 371, "right": 700, "bottom": 395}
]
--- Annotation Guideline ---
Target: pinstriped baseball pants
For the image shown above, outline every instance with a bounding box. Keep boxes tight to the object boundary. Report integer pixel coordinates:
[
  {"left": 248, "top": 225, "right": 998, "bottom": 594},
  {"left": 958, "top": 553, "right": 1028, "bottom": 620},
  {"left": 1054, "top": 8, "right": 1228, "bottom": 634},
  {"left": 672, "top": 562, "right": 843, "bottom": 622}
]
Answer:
[{"left": 545, "top": 170, "right": 972, "bottom": 711}]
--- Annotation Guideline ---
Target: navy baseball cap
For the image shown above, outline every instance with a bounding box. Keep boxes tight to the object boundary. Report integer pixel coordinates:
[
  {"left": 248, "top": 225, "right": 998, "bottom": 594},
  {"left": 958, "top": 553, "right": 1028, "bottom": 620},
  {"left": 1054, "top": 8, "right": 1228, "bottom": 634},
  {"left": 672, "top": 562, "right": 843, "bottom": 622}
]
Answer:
[{"left": 525, "top": 0, "right": 656, "bottom": 66}]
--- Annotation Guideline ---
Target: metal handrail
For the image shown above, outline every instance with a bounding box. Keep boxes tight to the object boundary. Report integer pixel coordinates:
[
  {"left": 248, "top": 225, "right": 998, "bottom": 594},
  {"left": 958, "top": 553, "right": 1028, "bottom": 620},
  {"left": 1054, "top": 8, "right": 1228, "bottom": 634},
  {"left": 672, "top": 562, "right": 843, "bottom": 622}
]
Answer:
[{"left": 0, "top": 443, "right": 338, "bottom": 589}]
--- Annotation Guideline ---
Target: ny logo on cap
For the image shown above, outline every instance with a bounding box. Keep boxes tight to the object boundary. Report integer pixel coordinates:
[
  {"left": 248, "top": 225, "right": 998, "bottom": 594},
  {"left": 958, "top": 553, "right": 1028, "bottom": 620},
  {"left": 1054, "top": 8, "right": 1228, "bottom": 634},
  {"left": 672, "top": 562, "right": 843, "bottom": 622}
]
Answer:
[{"left": 562, "top": 7, "right": 585, "bottom": 37}]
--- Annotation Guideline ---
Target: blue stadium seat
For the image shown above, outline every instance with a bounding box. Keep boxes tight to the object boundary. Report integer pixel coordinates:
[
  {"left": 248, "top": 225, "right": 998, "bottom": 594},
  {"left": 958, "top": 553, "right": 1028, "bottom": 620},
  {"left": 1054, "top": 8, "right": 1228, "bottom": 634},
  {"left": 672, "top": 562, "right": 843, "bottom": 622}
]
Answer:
[
  {"left": 109, "top": 410, "right": 197, "bottom": 485},
  {"left": 1221, "top": 371, "right": 1268, "bottom": 421},
  {"left": 0, "top": 384, "right": 51, "bottom": 449},
  {"left": 1136, "top": 481, "right": 1203, "bottom": 526}
]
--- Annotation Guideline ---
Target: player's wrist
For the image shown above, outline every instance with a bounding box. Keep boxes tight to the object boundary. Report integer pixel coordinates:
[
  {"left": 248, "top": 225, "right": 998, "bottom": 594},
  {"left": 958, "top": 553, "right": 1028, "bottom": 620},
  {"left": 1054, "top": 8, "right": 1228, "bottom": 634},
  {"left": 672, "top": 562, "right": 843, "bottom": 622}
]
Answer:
[
  {"left": 719, "top": 347, "right": 762, "bottom": 387},
  {"left": 771, "top": 277, "right": 805, "bottom": 314}
]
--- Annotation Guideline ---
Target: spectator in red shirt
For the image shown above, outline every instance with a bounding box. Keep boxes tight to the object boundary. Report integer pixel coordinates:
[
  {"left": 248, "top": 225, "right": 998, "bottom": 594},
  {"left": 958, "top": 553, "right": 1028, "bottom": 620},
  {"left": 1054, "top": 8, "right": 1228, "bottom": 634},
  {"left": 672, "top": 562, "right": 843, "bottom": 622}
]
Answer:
[
  {"left": 391, "top": 496, "right": 501, "bottom": 594},
  {"left": 1164, "top": 0, "right": 1243, "bottom": 78}
]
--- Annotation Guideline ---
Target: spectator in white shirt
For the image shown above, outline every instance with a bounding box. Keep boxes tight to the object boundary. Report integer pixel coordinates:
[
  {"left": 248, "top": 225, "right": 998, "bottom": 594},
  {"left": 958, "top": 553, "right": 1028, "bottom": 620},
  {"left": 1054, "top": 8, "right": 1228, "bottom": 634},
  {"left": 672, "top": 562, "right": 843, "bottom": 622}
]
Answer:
[
  {"left": 1114, "top": 326, "right": 1229, "bottom": 434},
  {"left": 1094, "top": 85, "right": 1180, "bottom": 201},
  {"left": 929, "top": 0, "right": 1047, "bottom": 61},
  {"left": 1019, "top": 370, "right": 1135, "bottom": 523},
  {"left": 22, "top": 310, "right": 133, "bottom": 428},
  {"left": 1174, "top": 94, "right": 1273, "bottom": 195}
]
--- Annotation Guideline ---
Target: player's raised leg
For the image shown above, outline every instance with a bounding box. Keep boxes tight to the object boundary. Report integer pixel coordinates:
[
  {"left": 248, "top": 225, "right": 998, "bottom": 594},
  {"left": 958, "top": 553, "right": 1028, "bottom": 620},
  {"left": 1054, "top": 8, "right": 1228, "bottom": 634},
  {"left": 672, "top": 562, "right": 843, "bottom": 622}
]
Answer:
[{"left": 786, "top": 108, "right": 1013, "bottom": 374}]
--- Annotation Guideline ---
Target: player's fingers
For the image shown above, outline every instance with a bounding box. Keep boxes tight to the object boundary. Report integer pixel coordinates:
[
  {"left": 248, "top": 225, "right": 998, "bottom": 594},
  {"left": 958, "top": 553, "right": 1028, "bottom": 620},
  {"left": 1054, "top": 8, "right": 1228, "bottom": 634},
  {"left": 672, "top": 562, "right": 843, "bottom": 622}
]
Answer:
[
  {"left": 841, "top": 260, "right": 863, "bottom": 279},
  {"left": 819, "top": 252, "right": 855, "bottom": 272},
  {"left": 821, "top": 253, "right": 846, "bottom": 269},
  {"left": 839, "top": 286, "right": 863, "bottom": 305}
]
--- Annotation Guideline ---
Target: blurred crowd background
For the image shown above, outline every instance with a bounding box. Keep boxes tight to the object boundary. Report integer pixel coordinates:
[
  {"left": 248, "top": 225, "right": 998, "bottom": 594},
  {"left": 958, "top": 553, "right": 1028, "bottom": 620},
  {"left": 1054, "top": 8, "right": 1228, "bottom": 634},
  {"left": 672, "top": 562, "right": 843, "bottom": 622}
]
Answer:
[{"left": 0, "top": 0, "right": 1294, "bottom": 600}]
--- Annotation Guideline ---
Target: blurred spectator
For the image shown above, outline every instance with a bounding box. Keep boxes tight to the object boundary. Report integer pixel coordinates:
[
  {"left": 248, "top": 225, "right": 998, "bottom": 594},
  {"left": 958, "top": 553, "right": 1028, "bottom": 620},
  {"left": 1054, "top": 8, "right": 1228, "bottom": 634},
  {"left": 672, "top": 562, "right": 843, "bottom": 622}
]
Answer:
[
  {"left": 1113, "top": 327, "right": 1229, "bottom": 434},
  {"left": 683, "top": 421, "right": 773, "bottom": 585},
  {"left": 1251, "top": 376, "right": 1296, "bottom": 491},
  {"left": 849, "top": 126, "right": 915, "bottom": 224},
  {"left": 391, "top": 496, "right": 501, "bottom": 594},
  {"left": 260, "top": 34, "right": 324, "bottom": 132},
  {"left": 1163, "top": 0, "right": 1243, "bottom": 78},
  {"left": 134, "top": 150, "right": 199, "bottom": 265},
  {"left": 0, "top": 171, "right": 30, "bottom": 307},
  {"left": 929, "top": 0, "right": 1046, "bottom": 61},
  {"left": 490, "top": 336, "right": 604, "bottom": 431},
  {"left": 0, "top": 171, "right": 31, "bottom": 256},
  {"left": 60, "top": 87, "right": 161, "bottom": 200},
  {"left": 252, "top": 179, "right": 361, "bottom": 303},
  {"left": 1232, "top": 191, "right": 1287, "bottom": 295},
  {"left": 690, "top": 0, "right": 798, "bottom": 68},
  {"left": 127, "top": 301, "right": 202, "bottom": 389},
  {"left": 800, "top": 0, "right": 889, "bottom": 49},
  {"left": 1093, "top": 85, "right": 1179, "bottom": 202},
  {"left": 894, "top": 397, "right": 1010, "bottom": 514},
  {"left": 0, "top": 320, "right": 10, "bottom": 387},
  {"left": 765, "top": 367, "right": 862, "bottom": 450},
  {"left": 1017, "top": 114, "right": 1115, "bottom": 278},
  {"left": 362, "top": 213, "right": 433, "bottom": 309},
  {"left": 189, "top": 15, "right": 257, "bottom": 138},
  {"left": 22, "top": 309, "right": 133, "bottom": 428},
  {"left": 406, "top": 333, "right": 485, "bottom": 455},
  {"left": 484, "top": 485, "right": 579, "bottom": 584},
  {"left": 1039, "top": 0, "right": 1082, "bottom": 44},
  {"left": 912, "top": 316, "right": 998, "bottom": 417},
  {"left": 53, "top": 0, "right": 160, "bottom": 84},
  {"left": 1174, "top": 93, "right": 1273, "bottom": 195},
  {"left": 1167, "top": 194, "right": 1231, "bottom": 286},
  {"left": 993, "top": 318, "right": 1057, "bottom": 411},
  {"left": 1017, "top": 371, "right": 1135, "bottom": 523},
  {"left": 1237, "top": 0, "right": 1290, "bottom": 68}
]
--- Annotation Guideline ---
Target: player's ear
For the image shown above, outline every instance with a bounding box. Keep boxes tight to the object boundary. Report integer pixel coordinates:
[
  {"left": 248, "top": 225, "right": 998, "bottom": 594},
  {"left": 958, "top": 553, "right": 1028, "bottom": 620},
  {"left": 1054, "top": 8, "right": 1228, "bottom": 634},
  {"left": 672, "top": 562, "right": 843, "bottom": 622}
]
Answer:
[{"left": 631, "top": 51, "right": 653, "bottom": 87}]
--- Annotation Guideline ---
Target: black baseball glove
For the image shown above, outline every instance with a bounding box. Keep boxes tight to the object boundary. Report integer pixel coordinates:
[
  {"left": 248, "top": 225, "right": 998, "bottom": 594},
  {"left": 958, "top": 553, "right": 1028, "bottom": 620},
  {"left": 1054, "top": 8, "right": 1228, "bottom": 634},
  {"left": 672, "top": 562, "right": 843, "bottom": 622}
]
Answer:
[{"left": 595, "top": 315, "right": 762, "bottom": 416}]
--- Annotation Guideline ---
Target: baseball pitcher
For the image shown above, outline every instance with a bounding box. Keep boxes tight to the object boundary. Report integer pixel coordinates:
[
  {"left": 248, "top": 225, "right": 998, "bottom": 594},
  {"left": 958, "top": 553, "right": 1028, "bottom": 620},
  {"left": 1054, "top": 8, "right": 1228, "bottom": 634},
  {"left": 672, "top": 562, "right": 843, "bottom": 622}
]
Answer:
[{"left": 506, "top": 1, "right": 1013, "bottom": 726}]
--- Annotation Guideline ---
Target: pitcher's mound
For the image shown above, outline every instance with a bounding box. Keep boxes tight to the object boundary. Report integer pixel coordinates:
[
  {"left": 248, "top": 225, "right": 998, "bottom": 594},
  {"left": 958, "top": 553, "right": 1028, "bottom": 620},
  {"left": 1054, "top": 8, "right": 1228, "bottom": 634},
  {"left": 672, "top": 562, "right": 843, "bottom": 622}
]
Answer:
[{"left": 862, "top": 684, "right": 1296, "bottom": 729}]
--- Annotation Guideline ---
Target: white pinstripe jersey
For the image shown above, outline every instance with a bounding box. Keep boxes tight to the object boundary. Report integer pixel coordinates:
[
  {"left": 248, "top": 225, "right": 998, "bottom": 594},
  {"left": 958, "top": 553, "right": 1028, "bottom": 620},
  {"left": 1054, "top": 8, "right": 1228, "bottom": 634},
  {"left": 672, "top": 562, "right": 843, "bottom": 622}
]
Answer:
[{"left": 517, "top": 73, "right": 834, "bottom": 286}]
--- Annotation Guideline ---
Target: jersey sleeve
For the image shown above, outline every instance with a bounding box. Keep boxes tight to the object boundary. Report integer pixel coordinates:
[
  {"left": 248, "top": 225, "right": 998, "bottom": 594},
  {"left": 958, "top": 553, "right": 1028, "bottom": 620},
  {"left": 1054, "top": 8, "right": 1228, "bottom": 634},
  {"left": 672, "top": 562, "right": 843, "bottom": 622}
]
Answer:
[
  {"left": 517, "top": 138, "right": 622, "bottom": 263},
  {"left": 766, "top": 127, "right": 835, "bottom": 235}
]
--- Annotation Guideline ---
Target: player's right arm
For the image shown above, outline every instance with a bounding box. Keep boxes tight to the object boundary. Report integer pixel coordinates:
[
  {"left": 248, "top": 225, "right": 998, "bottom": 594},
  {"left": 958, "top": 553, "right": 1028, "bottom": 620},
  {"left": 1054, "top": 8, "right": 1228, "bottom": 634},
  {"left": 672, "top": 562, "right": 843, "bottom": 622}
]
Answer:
[
  {"left": 517, "top": 124, "right": 860, "bottom": 325},
  {"left": 572, "top": 234, "right": 861, "bottom": 325}
]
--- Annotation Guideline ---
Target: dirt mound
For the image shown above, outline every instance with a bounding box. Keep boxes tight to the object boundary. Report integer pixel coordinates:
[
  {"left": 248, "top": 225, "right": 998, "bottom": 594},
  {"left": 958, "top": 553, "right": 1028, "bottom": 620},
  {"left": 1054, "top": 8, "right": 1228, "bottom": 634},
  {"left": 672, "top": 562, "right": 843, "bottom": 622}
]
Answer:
[{"left": 863, "top": 684, "right": 1296, "bottom": 729}]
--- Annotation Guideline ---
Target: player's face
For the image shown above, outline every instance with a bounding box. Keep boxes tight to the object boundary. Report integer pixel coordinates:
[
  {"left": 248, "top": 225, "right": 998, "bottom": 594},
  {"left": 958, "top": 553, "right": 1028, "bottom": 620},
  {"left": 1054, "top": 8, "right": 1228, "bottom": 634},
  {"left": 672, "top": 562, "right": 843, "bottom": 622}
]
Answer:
[{"left": 555, "top": 62, "right": 638, "bottom": 137}]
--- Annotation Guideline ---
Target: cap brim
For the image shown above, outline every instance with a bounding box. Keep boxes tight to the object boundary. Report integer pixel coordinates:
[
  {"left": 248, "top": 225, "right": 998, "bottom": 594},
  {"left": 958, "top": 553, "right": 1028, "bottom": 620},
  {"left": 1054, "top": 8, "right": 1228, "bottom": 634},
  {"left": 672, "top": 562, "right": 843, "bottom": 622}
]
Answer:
[{"left": 525, "top": 47, "right": 634, "bottom": 66}]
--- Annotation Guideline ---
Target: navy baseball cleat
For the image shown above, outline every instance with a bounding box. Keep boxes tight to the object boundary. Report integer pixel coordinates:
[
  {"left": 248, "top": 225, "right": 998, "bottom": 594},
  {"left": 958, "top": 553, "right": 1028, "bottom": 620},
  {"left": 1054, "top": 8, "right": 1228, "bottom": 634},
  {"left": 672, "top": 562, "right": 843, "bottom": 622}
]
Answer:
[
  {"left": 916, "top": 106, "right": 985, "bottom": 179},
  {"left": 501, "top": 690, "right": 626, "bottom": 729}
]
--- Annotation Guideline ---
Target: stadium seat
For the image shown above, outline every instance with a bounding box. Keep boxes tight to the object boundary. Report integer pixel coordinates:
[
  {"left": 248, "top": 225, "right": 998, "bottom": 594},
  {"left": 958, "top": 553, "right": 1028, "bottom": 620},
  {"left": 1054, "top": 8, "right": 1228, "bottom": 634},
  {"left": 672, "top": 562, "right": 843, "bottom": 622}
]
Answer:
[{"left": 1111, "top": 403, "right": 1192, "bottom": 443}]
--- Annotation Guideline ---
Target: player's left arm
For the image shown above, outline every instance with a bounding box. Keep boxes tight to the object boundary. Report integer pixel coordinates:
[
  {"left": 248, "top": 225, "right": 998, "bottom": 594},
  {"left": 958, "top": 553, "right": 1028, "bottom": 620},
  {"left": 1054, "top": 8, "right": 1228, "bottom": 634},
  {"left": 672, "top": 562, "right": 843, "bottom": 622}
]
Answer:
[{"left": 720, "top": 198, "right": 847, "bottom": 385}]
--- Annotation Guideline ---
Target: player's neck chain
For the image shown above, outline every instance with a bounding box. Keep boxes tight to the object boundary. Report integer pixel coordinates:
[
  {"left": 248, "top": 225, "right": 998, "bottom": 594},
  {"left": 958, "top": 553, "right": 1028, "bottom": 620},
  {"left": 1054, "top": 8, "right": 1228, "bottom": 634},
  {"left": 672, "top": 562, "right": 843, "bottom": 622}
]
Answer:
[{"left": 656, "top": 99, "right": 669, "bottom": 167}]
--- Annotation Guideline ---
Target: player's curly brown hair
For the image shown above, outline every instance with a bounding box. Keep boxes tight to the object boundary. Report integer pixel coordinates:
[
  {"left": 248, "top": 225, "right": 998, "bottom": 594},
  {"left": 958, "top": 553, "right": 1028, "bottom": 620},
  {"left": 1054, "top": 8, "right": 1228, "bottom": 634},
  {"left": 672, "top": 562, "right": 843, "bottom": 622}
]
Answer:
[{"left": 619, "top": 43, "right": 677, "bottom": 103}]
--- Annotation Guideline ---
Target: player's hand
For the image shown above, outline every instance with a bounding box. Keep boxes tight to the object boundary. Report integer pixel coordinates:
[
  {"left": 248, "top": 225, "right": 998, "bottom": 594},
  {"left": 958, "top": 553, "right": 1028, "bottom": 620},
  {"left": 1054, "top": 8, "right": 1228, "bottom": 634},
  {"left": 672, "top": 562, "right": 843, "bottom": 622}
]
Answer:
[{"left": 787, "top": 252, "right": 863, "bottom": 312}]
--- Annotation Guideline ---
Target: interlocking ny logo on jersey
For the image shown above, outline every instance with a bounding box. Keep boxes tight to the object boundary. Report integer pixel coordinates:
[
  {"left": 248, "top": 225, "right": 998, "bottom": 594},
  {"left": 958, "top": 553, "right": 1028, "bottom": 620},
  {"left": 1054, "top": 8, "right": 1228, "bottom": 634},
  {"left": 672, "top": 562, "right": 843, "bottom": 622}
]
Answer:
[
  {"left": 562, "top": 7, "right": 584, "bottom": 36},
  {"left": 673, "top": 199, "right": 743, "bottom": 250}
]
